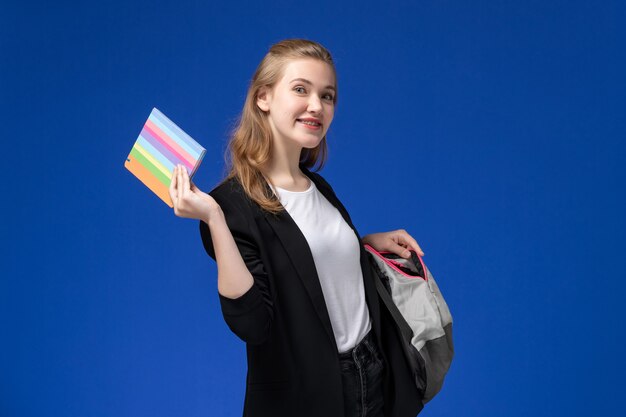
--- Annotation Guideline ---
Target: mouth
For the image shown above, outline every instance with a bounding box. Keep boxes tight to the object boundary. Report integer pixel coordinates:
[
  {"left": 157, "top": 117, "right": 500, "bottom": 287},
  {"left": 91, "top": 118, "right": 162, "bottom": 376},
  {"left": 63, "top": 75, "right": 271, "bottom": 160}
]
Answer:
[{"left": 296, "top": 119, "right": 322, "bottom": 130}]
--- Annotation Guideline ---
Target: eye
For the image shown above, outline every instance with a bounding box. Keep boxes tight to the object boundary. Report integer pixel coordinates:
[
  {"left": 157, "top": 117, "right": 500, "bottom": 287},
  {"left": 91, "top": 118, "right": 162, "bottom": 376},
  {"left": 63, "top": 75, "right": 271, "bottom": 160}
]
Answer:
[{"left": 293, "top": 85, "right": 335, "bottom": 102}]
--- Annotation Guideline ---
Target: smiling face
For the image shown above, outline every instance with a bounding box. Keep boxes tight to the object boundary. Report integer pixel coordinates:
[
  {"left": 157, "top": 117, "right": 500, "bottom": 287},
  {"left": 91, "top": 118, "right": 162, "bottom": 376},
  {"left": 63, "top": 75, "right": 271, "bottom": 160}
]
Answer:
[{"left": 256, "top": 58, "right": 336, "bottom": 156}]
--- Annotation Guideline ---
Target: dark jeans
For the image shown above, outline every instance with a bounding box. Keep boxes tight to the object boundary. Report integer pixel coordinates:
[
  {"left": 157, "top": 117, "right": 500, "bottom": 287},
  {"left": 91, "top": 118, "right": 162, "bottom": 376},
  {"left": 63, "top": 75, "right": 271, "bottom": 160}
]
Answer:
[{"left": 339, "top": 330, "right": 385, "bottom": 417}]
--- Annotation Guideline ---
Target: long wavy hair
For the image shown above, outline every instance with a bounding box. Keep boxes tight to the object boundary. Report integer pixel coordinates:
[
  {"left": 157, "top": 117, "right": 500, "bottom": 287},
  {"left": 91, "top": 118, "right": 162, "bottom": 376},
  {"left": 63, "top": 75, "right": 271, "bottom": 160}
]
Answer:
[{"left": 221, "top": 39, "right": 337, "bottom": 215}]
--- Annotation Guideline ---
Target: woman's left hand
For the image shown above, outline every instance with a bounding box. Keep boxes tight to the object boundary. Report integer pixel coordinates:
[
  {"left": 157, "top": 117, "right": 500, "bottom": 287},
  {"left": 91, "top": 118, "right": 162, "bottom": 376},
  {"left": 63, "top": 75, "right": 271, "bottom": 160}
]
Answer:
[{"left": 362, "top": 230, "right": 425, "bottom": 258}]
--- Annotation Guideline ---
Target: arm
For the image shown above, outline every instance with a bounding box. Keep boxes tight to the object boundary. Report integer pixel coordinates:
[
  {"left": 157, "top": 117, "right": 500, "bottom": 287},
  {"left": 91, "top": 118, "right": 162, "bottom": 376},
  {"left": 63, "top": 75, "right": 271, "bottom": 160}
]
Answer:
[
  {"left": 362, "top": 230, "right": 425, "bottom": 258},
  {"left": 199, "top": 198, "right": 273, "bottom": 345},
  {"left": 170, "top": 165, "right": 273, "bottom": 345},
  {"left": 204, "top": 207, "right": 254, "bottom": 299}
]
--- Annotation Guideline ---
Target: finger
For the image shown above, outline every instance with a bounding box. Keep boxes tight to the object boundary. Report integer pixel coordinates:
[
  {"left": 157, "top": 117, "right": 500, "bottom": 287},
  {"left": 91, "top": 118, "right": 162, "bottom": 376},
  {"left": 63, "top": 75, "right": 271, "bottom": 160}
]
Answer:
[
  {"left": 177, "top": 164, "right": 184, "bottom": 202},
  {"left": 181, "top": 165, "right": 190, "bottom": 196},
  {"left": 169, "top": 166, "right": 178, "bottom": 205},
  {"left": 405, "top": 235, "right": 424, "bottom": 257},
  {"left": 389, "top": 241, "right": 412, "bottom": 259},
  {"left": 396, "top": 230, "right": 425, "bottom": 257},
  {"left": 190, "top": 181, "right": 203, "bottom": 196}
]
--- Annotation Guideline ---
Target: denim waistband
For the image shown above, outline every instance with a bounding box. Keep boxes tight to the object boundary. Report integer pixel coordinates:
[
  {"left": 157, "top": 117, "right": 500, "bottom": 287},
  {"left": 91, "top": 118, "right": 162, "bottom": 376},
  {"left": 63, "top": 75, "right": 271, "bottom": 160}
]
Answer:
[{"left": 338, "top": 330, "right": 379, "bottom": 361}]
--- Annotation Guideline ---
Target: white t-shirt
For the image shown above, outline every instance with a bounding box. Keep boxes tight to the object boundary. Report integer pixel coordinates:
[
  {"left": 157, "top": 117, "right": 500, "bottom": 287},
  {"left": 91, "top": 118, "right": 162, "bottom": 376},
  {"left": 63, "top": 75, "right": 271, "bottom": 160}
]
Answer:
[{"left": 270, "top": 178, "right": 372, "bottom": 353}]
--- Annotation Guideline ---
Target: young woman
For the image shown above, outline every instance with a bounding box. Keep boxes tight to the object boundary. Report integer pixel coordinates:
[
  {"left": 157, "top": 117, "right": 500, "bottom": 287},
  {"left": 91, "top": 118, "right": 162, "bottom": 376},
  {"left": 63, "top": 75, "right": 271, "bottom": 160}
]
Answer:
[{"left": 169, "top": 39, "right": 425, "bottom": 417}]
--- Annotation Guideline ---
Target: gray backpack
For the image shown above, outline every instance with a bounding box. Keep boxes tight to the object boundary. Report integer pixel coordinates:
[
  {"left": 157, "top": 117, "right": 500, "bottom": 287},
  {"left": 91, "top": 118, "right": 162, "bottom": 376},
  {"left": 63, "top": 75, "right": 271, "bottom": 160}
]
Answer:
[{"left": 365, "top": 244, "right": 454, "bottom": 404}]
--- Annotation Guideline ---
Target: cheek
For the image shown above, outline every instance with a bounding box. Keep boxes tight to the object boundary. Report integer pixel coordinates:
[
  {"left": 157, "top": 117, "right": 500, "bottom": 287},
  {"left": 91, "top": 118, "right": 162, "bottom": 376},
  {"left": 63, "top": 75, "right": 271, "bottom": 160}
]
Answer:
[
  {"left": 281, "top": 100, "right": 300, "bottom": 119},
  {"left": 326, "top": 108, "right": 335, "bottom": 123},
  {"left": 282, "top": 112, "right": 296, "bottom": 126}
]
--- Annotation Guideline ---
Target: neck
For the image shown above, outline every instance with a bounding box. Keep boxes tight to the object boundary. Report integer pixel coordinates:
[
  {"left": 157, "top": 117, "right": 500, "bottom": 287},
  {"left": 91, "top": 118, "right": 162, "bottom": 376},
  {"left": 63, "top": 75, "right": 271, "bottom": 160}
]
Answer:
[{"left": 261, "top": 143, "right": 309, "bottom": 190}]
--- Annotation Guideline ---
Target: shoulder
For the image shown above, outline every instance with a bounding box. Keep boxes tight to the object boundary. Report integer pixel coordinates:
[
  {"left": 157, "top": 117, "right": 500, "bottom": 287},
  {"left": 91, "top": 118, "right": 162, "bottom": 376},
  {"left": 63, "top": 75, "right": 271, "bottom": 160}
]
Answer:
[
  {"left": 204, "top": 174, "right": 277, "bottom": 230},
  {"left": 209, "top": 176, "right": 244, "bottom": 202},
  {"left": 206, "top": 176, "right": 256, "bottom": 216},
  {"left": 198, "top": 177, "right": 253, "bottom": 257}
]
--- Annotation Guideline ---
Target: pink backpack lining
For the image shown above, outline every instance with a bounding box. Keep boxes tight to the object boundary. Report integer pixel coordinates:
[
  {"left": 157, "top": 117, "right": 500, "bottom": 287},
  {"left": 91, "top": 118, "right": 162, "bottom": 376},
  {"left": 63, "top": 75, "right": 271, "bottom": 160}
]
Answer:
[{"left": 363, "top": 243, "right": 428, "bottom": 281}]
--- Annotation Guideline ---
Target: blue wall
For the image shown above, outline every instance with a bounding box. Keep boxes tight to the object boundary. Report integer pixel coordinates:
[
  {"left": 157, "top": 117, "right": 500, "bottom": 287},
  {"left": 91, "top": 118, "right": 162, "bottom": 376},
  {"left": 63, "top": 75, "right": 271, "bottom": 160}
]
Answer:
[{"left": 2, "top": 1, "right": 624, "bottom": 416}]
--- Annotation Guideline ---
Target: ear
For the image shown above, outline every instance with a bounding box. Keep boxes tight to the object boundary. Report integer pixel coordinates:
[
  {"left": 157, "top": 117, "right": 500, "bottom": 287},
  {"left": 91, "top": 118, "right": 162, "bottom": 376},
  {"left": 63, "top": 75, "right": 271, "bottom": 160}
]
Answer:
[{"left": 256, "top": 86, "right": 271, "bottom": 112}]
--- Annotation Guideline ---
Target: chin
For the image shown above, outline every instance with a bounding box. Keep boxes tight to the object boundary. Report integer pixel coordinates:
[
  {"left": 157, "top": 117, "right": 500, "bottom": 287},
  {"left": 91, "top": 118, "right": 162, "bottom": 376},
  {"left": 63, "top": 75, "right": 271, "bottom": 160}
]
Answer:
[
  {"left": 301, "top": 137, "right": 324, "bottom": 149},
  {"left": 303, "top": 132, "right": 326, "bottom": 146}
]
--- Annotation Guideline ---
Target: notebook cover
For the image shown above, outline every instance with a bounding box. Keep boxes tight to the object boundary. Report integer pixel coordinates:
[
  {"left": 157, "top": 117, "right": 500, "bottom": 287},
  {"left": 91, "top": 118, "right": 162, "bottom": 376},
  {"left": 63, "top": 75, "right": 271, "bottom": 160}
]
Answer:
[{"left": 124, "top": 108, "right": 206, "bottom": 207}]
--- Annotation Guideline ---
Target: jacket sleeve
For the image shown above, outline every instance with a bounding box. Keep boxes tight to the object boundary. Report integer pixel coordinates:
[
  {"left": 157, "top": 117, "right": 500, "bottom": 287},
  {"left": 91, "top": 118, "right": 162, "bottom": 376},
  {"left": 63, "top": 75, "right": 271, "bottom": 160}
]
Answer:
[{"left": 198, "top": 189, "right": 273, "bottom": 345}]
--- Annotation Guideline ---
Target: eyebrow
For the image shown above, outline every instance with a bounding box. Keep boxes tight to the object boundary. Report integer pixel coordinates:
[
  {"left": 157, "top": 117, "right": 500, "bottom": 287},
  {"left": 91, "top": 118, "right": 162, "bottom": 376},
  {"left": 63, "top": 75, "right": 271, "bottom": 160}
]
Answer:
[{"left": 289, "top": 78, "right": 336, "bottom": 92}]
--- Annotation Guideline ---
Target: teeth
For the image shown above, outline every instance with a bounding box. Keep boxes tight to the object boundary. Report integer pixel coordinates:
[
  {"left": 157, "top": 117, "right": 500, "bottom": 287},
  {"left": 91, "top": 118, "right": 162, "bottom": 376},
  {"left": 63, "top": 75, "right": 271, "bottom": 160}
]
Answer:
[{"left": 299, "top": 120, "right": 320, "bottom": 126}]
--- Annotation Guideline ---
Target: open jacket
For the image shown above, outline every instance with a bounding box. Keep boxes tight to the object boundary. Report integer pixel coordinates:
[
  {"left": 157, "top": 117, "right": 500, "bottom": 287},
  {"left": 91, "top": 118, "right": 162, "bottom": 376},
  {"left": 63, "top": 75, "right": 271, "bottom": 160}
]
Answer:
[{"left": 199, "top": 164, "right": 423, "bottom": 417}]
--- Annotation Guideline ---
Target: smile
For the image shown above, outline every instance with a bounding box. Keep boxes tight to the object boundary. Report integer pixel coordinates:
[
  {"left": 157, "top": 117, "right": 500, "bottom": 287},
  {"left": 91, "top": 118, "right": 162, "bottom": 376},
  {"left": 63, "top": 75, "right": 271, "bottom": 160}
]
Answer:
[{"left": 297, "top": 119, "right": 322, "bottom": 129}]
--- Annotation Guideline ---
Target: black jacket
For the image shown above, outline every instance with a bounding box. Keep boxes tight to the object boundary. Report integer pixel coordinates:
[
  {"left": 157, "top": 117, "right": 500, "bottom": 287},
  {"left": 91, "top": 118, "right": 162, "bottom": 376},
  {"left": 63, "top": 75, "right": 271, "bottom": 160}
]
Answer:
[{"left": 199, "top": 164, "right": 423, "bottom": 417}]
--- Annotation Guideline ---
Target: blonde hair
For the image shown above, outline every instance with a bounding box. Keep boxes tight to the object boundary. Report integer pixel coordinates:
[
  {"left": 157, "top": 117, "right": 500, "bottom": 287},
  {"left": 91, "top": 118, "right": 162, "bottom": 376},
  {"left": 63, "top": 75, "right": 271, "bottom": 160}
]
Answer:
[{"left": 221, "top": 38, "right": 337, "bottom": 215}]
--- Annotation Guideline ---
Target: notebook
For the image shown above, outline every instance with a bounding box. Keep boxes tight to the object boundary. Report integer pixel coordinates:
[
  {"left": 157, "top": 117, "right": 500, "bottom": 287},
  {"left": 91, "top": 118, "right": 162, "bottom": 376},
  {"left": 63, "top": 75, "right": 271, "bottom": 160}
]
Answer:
[{"left": 124, "top": 108, "right": 206, "bottom": 208}]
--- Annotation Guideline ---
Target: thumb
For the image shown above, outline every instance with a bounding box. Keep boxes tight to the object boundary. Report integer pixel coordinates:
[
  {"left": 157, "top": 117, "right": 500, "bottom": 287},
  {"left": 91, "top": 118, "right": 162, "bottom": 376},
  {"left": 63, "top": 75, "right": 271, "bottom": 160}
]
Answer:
[{"left": 390, "top": 242, "right": 412, "bottom": 258}]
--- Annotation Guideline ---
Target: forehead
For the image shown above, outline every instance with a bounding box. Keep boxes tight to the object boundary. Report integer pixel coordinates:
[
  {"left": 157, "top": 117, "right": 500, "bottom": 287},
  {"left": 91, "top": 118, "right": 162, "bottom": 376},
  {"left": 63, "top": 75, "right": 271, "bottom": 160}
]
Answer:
[{"left": 279, "top": 58, "right": 336, "bottom": 87}]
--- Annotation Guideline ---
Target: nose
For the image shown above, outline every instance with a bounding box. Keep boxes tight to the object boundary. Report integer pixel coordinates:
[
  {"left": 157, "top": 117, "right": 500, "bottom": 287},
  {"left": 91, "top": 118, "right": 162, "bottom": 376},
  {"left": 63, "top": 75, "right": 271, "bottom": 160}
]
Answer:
[{"left": 307, "top": 94, "right": 323, "bottom": 114}]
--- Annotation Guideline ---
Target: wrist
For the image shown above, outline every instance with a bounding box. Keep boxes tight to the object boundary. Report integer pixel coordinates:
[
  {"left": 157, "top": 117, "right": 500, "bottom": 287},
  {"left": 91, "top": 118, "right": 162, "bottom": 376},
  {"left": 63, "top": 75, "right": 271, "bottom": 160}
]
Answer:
[{"left": 206, "top": 206, "right": 224, "bottom": 227}]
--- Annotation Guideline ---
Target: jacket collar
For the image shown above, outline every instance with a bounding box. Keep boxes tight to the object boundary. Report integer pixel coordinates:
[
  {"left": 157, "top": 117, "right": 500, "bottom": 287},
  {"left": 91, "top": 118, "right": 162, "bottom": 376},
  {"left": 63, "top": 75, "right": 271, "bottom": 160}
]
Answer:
[{"left": 259, "top": 164, "right": 381, "bottom": 350}]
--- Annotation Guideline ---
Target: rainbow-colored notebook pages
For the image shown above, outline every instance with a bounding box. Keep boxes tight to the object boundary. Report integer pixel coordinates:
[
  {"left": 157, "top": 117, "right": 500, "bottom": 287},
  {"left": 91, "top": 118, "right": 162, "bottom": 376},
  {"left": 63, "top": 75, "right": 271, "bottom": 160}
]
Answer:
[{"left": 125, "top": 108, "right": 206, "bottom": 207}]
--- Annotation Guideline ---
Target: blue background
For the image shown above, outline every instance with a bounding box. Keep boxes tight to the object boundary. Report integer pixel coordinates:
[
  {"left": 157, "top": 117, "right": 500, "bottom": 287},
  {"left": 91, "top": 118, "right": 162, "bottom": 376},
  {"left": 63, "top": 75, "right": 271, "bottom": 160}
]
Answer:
[{"left": 2, "top": 1, "right": 625, "bottom": 416}]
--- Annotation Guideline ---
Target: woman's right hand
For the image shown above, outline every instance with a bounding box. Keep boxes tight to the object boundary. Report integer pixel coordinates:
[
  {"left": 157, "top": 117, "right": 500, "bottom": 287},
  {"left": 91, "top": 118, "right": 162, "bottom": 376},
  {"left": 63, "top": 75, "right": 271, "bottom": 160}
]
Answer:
[{"left": 169, "top": 164, "right": 221, "bottom": 223}]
